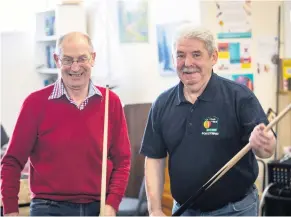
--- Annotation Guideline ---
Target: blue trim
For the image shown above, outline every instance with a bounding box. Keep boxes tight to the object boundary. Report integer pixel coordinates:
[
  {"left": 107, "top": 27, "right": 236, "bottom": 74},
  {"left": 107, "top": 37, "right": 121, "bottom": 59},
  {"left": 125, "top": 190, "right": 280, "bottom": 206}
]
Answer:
[{"left": 217, "top": 32, "right": 252, "bottom": 39}]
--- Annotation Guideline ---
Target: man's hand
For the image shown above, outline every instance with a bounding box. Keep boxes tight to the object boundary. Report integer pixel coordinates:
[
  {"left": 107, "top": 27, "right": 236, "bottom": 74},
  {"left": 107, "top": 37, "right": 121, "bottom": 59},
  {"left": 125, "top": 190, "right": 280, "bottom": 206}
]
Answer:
[
  {"left": 4, "top": 212, "right": 19, "bottom": 216},
  {"left": 249, "top": 123, "right": 276, "bottom": 158},
  {"left": 103, "top": 204, "right": 116, "bottom": 216},
  {"left": 149, "top": 209, "right": 166, "bottom": 216}
]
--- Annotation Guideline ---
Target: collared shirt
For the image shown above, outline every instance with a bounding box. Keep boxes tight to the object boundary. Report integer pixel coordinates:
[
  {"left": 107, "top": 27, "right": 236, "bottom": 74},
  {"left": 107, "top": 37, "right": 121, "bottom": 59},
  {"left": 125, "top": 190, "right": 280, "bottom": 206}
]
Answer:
[
  {"left": 140, "top": 72, "right": 269, "bottom": 211},
  {"left": 48, "top": 79, "right": 102, "bottom": 110}
]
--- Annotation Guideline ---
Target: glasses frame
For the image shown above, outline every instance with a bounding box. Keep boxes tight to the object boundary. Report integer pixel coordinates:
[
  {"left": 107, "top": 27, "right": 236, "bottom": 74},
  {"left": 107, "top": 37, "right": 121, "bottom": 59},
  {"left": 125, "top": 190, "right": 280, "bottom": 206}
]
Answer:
[{"left": 58, "top": 53, "right": 93, "bottom": 66}]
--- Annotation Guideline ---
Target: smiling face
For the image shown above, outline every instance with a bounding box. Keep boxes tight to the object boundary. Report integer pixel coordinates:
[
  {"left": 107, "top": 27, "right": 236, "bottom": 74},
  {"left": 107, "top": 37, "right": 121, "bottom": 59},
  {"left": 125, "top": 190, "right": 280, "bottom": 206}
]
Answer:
[
  {"left": 54, "top": 34, "right": 96, "bottom": 91},
  {"left": 174, "top": 37, "right": 218, "bottom": 93}
]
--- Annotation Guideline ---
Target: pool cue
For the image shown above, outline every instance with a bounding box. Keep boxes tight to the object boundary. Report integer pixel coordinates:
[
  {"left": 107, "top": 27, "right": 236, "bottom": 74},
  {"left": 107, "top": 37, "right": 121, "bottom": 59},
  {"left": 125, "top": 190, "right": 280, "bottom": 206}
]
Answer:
[
  {"left": 172, "top": 103, "right": 291, "bottom": 216},
  {"left": 100, "top": 85, "right": 110, "bottom": 216}
]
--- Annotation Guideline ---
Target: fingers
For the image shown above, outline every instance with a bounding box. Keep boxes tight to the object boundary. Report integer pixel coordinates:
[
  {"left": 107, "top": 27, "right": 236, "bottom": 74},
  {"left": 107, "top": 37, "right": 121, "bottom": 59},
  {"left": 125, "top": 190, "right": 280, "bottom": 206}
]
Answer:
[
  {"left": 258, "top": 123, "right": 265, "bottom": 131},
  {"left": 250, "top": 123, "right": 276, "bottom": 158},
  {"left": 258, "top": 130, "right": 272, "bottom": 143},
  {"left": 250, "top": 124, "right": 274, "bottom": 148},
  {"left": 256, "top": 123, "right": 273, "bottom": 140}
]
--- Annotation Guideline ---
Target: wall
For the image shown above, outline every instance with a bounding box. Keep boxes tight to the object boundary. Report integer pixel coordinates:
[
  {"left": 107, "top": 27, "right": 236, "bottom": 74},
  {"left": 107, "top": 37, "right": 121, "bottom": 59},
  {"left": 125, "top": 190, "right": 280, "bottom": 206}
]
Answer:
[
  {"left": 87, "top": 0, "right": 283, "bottom": 115},
  {"left": 87, "top": 0, "right": 201, "bottom": 104},
  {"left": 116, "top": 0, "right": 202, "bottom": 104},
  {"left": 0, "top": 0, "right": 52, "bottom": 135},
  {"left": 203, "top": 0, "right": 282, "bottom": 113},
  {"left": 283, "top": 0, "right": 291, "bottom": 58},
  {"left": 0, "top": 32, "right": 44, "bottom": 135}
]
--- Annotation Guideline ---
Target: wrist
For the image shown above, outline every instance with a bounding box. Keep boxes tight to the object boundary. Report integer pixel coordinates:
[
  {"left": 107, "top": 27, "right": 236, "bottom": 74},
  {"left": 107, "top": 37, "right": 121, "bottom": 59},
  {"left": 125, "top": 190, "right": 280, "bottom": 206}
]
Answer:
[
  {"left": 253, "top": 148, "right": 273, "bottom": 159},
  {"left": 149, "top": 205, "right": 163, "bottom": 213},
  {"left": 105, "top": 204, "right": 116, "bottom": 216},
  {"left": 105, "top": 204, "right": 116, "bottom": 211},
  {"left": 149, "top": 209, "right": 165, "bottom": 216}
]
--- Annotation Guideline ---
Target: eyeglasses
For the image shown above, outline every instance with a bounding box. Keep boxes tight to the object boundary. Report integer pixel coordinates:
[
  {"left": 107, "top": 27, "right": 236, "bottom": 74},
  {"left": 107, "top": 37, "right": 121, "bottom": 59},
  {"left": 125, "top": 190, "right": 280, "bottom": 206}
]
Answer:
[{"left": 59, "top": 55, "right": 91, "bottom": 66}]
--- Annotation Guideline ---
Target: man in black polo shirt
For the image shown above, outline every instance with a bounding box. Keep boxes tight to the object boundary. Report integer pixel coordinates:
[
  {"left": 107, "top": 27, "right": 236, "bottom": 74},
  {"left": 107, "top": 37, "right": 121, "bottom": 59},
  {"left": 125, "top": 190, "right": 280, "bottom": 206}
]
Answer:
[{"left": 140, "top": 23, "right": 276, "bottom": 216}]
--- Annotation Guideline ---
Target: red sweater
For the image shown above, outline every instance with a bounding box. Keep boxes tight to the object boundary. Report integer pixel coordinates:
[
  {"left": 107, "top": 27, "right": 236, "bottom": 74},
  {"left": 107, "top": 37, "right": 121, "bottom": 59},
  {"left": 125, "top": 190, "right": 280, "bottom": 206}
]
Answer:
[{"left": 1, "top": 85, "right": 131, "bottom": 214}]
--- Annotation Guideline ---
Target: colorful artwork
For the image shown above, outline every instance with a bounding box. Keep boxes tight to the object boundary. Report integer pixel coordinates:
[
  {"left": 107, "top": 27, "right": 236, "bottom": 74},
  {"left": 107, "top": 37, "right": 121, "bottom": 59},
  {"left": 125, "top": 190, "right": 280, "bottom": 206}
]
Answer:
[
  {"left": 217, "top": 41, "right": 251, "bottom": 71},
  {"left": 156, "top": 23, "right": 176, "bottom": 76},
  {"left": 156, "top": 21, "right": 188, "bottom": 76},
  {"left": 281, "top": 59, "right": 291, "bottom": 91},
  {"left": 118, "top": 0, "right": 148, "bottom": 43},
  {"left": 216, "top": 0, "right": 252, "bottom": 39},
  {"left": 220, "top": 73, "right": 254, "bottom": 91}
]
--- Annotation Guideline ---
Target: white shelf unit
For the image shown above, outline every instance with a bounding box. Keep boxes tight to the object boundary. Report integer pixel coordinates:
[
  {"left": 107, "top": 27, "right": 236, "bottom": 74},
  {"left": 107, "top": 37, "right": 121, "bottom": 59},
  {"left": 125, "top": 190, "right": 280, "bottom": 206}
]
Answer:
[{"left": 35, "top": 3, "right": 87, "bottom": 85}]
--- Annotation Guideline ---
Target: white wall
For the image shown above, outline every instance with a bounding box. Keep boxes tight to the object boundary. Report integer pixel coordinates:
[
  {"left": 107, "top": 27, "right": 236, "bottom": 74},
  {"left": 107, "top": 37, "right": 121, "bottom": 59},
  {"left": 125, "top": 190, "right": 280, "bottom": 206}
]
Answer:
[
  {"left": 0, "top": 32, "right": 44, "bottom": 135},
  {"left": 87, "top": 0, "right": 282, "bottom": 114},
  {"left": 0, "top": 0, "right": 51, "bottom": 135},
  {"left": 118, "top": 0, "right": 201, "bottom": 104},
  {"left": 283, "top": 0, "right": 291, "bottom": 57},
  {"left": 87, "top": 0, "right": 201, "bottom": 104}
]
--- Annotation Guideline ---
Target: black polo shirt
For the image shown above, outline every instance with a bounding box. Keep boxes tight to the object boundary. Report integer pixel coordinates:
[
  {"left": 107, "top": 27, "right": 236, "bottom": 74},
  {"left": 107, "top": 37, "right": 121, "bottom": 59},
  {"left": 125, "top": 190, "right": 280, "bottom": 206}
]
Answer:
[{"left": 140, "top": 72, "right": 269, "bottom": 211}]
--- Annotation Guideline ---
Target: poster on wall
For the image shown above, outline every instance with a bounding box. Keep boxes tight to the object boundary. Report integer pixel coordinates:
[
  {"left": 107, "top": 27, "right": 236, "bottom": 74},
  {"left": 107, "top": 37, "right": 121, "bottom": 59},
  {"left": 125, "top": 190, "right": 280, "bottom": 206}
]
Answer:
[
  {"left": 156, "top": 21, "right": 188, "bottom": 76},
  {"left": 220, "top": 73, "right": 254, "bottom": 91},
  {"left": 217, "top": 41, "right": 251, "bottom": 71},
  {"left": 118, "top": 0, "right": 148, "bottom": 43},
  {"left": 216, "top": 0, "right": 252, "bottom": 39}
]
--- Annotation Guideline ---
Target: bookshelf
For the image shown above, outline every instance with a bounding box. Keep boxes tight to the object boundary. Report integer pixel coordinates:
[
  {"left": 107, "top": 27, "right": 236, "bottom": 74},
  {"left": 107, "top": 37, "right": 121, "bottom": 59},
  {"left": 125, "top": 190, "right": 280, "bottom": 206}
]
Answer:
[{"left": 35, "top": 2, "right": 87, "bottom": 86}]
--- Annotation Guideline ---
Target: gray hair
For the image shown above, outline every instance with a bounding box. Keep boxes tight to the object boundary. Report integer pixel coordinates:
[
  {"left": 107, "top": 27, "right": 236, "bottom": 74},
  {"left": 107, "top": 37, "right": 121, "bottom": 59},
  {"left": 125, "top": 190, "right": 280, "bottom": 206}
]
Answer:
[
  {"left": 172, "top": 23, "right": 216, "bottom": 56},
  {"left": 55, "top": 32, "right": 94, "bottom": 55}
]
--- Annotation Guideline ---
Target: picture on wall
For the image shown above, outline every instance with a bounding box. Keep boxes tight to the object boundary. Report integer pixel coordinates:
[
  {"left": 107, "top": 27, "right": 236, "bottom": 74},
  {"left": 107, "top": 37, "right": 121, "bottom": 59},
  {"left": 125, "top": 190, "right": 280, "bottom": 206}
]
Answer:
[
  {"left": 118, "top": 0, "right": 148, "bottom": 43},
  {"left": 216, "top": 41, "right": 251, "bottom": 71},
  {"left": 220, "top": 73, "right": 254, "bottom": 91},
  {"left": 216, "top": 0, "right": 252, "bottom": 39},
  {"left": 156, "top": 21, "right": 188, "bottom": 76}
]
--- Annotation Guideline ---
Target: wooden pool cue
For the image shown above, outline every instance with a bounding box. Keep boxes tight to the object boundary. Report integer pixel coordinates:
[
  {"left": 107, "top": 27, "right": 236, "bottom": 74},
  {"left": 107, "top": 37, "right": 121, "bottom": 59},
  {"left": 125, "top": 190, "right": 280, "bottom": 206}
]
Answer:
[
  {"left": 172, "top": 103, "right": 291, "bottom": 216},
  {"left": 100, "top": 85, "right": 110, "bottom": 216}
]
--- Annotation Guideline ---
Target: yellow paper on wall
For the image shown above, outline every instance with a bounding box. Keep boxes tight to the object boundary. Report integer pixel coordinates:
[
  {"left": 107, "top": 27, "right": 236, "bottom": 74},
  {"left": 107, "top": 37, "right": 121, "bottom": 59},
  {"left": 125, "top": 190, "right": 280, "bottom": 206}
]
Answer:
[
  {"left": 282, "top": 59, "right": 291, "bottom": 79},
  {"left": 218, "top": 52, "right": 230, "bottom": 59},
  {"left": 241, "top": 63, "right": 251, "bottom": 69}
]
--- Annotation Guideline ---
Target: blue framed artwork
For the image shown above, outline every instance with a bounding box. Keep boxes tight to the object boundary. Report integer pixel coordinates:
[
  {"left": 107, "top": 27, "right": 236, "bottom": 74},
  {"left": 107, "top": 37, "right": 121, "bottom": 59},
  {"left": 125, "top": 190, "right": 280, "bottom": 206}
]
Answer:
[
  {"left": 156, "top": 22, "right": 188, "bottom": 76},
  {"left": 118, "top": 0, "right": 148, "bottom": 43}
]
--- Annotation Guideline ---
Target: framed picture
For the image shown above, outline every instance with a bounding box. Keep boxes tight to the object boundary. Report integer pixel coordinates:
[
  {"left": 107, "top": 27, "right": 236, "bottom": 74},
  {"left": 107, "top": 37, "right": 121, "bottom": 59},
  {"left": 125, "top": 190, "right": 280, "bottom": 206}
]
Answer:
[{"left": 118, "top": 0, "right": 148, "bottom": 43}]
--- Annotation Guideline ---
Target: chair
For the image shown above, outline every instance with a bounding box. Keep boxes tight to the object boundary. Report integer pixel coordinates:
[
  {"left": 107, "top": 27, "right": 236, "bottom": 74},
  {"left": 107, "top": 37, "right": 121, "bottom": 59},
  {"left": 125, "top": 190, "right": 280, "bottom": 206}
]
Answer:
[
  {"left": 117, "top": 178, "right": 148, "bottom": 216},
  {"left": 1, "top": 124, "right": 9, "bottom": 147},
  {"left": 1, "top": 124, "right": 9, "bottom": 159}
]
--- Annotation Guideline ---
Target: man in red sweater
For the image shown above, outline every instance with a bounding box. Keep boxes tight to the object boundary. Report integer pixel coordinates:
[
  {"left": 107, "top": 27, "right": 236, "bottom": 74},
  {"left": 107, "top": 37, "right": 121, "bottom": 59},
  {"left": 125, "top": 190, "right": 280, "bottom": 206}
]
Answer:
[{"left": 1, "top": 32, "right": 131, "bottom": 216}]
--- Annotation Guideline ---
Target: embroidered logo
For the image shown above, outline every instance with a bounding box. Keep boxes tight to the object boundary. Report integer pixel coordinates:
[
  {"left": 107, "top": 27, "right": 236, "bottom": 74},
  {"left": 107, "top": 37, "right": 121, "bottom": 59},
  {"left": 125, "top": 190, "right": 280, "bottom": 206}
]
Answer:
[{"left": 202, "top": 116, "right": 219, "bottom": 136}]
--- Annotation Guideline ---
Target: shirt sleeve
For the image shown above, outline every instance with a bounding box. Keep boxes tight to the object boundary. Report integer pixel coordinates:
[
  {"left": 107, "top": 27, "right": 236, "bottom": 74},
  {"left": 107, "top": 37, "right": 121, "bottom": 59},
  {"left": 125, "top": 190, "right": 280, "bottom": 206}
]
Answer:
[
  {"left": 238, "top": 93, "right": 271, "bottom": 146},
  {"left": 106, "top": 93, "right": 131, "bottom": 212},
  {"left": 139, "top": 100, "right": 167, "bottom": 159},
  {"left": 1, "top": 94, "right": 38, "bottom": 215}
]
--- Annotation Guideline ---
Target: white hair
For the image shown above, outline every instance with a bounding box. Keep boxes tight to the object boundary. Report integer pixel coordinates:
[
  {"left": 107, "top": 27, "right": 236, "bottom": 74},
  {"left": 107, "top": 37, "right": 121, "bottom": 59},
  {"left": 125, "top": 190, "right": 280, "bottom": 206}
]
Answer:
[
  {"left": 55, "top": 32, "right": 94, "bottom": 55},
  {"left": 172, "top": 23, "right": 216, "bottom": 56}
]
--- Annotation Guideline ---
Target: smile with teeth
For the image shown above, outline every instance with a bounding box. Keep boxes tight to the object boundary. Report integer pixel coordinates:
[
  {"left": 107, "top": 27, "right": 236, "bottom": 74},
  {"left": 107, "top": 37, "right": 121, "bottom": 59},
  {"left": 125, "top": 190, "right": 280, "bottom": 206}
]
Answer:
[
  {"left": 183, "top": 69, "right": 200, "bottom": 74},
  {"left": 69, "top": 72, "right": 83, "bottom": 77}
]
